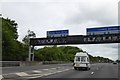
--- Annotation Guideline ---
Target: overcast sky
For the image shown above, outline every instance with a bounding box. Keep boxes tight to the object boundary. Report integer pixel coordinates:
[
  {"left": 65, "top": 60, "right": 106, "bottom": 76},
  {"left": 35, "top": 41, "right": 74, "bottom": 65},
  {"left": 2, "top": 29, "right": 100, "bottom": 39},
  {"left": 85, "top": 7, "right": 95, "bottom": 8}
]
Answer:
[{"left": 1, "top": 0, "right": 119, "bottom": 60}]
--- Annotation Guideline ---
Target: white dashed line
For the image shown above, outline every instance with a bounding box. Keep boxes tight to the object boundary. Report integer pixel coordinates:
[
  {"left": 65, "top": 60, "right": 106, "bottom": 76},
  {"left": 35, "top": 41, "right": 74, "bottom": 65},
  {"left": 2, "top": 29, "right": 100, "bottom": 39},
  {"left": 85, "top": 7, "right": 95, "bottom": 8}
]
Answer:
[
  {"left": 3, "top": 66, "right": 73, "bottom": 79},
  {"left": 32, "top": 70, "right": 42, "bottom": 73},
  {"left": 65, "top": 69, "right": 70, "bottom": 71},
  {"left": 16, "top": 72, "right": 29, "bottom": 76},
  {"left": 0, "top": 75, "right": 3, "bottom": 79},
  {"left": 57, "top": 71, "right": 63, "bottom": 73},
  {"left": 91, "top": 72, "right": 94, "bottom": 75},
  {"left": 43, "top": 69, "right": 49, "bottom": 71},
  {"left": 51, "top": 68, "right": 56, "bottom": 69}
]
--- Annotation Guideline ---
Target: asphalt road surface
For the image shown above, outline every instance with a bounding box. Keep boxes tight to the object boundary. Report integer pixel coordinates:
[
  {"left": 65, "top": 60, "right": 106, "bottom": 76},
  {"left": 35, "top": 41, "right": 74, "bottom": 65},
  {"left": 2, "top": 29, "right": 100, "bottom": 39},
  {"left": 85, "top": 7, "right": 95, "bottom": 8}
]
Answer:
[
  {"left": 41, "top": 63, "right": 118, "bottom": 78},
  {"left": 2, "top": 63, "right": 72, "bottom": 74},
  {"left": 2, "top": 63, "right": 119, "bottom": 80}
]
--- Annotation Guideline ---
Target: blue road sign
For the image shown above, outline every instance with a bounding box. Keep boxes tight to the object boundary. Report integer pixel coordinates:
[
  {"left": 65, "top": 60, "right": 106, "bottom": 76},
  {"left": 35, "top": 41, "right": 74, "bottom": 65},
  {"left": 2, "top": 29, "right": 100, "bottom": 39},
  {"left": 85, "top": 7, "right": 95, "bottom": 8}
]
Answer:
[
  {"left": 87, "top": 26, "right": 120, "bottom": 32},
  {"left": 87, "top": 26, "right": 120, "bottom": 35},
  {"left": 47, "top": 30, "right": 69, "bottom": 38}
]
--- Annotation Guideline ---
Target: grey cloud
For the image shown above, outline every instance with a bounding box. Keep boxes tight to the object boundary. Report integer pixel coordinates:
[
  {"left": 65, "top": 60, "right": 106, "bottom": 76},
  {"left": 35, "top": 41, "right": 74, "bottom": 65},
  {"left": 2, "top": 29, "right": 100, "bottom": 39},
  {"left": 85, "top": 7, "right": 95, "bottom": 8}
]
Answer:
[
  {"left": 103, "top": 43, "right": 119, "bottom": 49},
  {"left": 64, "top": 2, "right": 118, "bottom": 26},
  {"left": 75, "top": 44, "right": 118, "bottom": 60}
]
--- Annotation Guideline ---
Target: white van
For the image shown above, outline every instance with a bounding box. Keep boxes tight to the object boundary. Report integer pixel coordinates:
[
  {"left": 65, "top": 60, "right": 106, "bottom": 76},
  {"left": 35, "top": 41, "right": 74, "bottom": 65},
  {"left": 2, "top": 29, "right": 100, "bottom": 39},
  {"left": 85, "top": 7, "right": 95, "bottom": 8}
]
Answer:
[{"left": 74, "top": 52, "right": 90, "bottom": 70}]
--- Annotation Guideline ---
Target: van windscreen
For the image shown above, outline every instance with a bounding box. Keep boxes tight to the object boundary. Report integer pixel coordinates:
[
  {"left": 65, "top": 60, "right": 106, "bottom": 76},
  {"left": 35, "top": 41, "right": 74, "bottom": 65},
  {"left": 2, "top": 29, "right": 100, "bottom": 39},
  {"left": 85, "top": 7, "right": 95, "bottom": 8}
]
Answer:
[
  {"left": 81, "top": 56, "right": 86, "bottom": 62},
  {"left": 76, "top": 56, "right": 80, "bottom": 61}
]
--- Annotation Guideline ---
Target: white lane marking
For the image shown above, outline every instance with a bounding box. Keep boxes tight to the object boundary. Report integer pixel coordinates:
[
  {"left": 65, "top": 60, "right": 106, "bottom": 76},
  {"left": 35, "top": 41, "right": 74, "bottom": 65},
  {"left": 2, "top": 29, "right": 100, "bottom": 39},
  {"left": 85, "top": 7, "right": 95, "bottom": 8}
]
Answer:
[
  {"left": 57, "top": 71, "right": 62, "bottom": 73},
  {"left": 16, "top": 72, "right": 29, "bottom": 76},
  {"left": 44, "top": 73, "right": 54, "bottom": 76},
  {"left": 4, "top": 67, "right": 73, "bottom": 79},
  {"left": 65, "top": 69, "right": 70, "bottom": 71},
  {"left": 51, "top": 68, "right": 56, "bottom": 69},
  {"left": 56, "top": 67, "right": 61, "bottom": 69},
  {"left": 24, "top": 67, "right": 72, "bottom": 79},
  {"left": 32, "top": 70, "right": 42, "bottom": 73},
  {"left": 43, "top": 69, "right": 49, "bottom": 70},
  {"left": 25, "top": 75, "right": 43, "bottom": 79},
  {"left": 91, "top": 72, "right": 94, "bottom": 75},
  {"left": 28, "top": 68, "right": 71, "bottom": 78},
  {"left": 0, "top": 75, "right": 3, "bottom": 79}
]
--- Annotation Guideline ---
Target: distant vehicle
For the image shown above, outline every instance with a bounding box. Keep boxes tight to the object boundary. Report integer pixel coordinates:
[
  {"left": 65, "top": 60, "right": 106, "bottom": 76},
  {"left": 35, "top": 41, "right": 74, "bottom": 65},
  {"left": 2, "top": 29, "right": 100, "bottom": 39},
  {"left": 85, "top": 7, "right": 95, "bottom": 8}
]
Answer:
[
  {"left": 113, "top": 61, "right": 117, "bottom": 64},
  {"left": 73, "top": 52, "right": 90, "bottom": 70}
]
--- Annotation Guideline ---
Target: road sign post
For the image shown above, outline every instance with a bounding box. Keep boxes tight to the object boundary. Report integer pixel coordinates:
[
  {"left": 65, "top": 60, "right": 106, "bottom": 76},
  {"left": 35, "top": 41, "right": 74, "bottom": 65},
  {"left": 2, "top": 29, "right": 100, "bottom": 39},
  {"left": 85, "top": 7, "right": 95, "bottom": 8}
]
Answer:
[
  {"left": 31, "top": 46, "right": 34, "bottom": 61},
  {"left": 28, "top": 45, "right": 34, "bottom": 61},
  {"left": 28, "top": 45, "right": 31, "bottom": 61}
]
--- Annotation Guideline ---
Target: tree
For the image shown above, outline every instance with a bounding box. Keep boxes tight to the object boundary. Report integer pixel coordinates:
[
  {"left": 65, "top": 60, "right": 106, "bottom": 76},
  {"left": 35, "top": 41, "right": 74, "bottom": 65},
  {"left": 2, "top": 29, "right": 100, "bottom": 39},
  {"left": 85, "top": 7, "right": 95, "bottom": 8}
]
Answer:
[
  {"left": 2, "top": 18, "right": 18, "bottom": 60},
  {"left": 2, "top": 17, "right": 28, "bottom": 61},
  {"left": 22, "top": 30, "right": 36, "bottom": 61},
  {"left": 116, "top": 60, "right": 120, "bottom": 63},
  {"left": 2, "top": 17, "right": 23, "bottom": 60},
  {"left": 22, "top": 30, "right": 36, "bottom": 46},
  {"left": 35, "top": 46, "right": 82, "bottom": 61}
]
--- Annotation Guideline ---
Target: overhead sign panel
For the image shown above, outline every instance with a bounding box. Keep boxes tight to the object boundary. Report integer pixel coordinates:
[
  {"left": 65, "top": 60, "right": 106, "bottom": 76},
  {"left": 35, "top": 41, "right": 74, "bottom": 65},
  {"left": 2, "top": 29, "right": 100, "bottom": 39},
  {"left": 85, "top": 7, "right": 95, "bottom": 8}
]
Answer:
[
  {"left": 47, "top": 30, "right": 69, "bottom": 38},
  {"left": 87, "top": 26, "right": 120, "bottom": 35},
  {"left": 87, "top": 26, "right": 120, "bottom": 32},
  {"left": 30, "top": 34, "right": 120, "bottom": 46}
]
